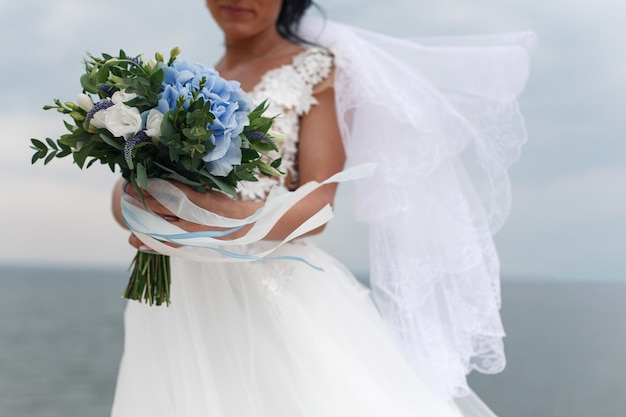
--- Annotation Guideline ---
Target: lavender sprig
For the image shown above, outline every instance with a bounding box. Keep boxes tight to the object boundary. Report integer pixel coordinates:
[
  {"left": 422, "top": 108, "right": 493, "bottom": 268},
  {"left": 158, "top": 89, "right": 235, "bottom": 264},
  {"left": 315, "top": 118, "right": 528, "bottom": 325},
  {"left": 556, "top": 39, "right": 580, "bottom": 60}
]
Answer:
[
  {"left": 124, "top": 130, "right": 150, "bottom": 169},
  {"left": 97, "top": 83, "right": 116, "bottom": 97},
  {"left": 246, "top": 130, "right": 277, "bottom": 148},
  {"left": 85, "top": 99, "right": 114, "bottom": 126}
]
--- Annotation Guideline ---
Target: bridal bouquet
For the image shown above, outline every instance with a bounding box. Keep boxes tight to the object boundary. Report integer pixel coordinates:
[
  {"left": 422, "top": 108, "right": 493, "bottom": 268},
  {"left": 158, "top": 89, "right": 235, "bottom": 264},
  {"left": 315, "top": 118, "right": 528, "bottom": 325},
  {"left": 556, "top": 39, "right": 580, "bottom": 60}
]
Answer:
[{"left": 31, "top": 47, "right": 282, "bottom": 306}]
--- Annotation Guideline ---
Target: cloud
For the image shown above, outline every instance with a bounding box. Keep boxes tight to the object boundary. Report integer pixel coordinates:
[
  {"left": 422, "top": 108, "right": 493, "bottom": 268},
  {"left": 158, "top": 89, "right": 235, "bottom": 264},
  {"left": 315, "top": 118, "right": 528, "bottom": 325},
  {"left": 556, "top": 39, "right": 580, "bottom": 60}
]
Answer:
[
  {"left": 1, "top": 0, "right": 625, "bottom": 283},
  {"left": 38, "top": 2, "right": 109, "bottom": 45},
  {"left": 0, "top": 110, "right": 134, "bottom": 267},
  {"left": 2, "top": 0, "right": 223, "bottom": 109},
  {"left": 320, "top": 0, "right": 537, "bottom": 36}
]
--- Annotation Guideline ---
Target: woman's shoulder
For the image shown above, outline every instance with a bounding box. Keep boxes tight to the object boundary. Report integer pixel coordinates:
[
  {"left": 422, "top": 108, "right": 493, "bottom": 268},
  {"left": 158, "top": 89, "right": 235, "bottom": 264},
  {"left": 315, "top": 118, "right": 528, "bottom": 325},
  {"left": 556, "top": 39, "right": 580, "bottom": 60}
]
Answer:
[
  {"left": 291, "top": 46, "right": 334, "bottom": 88},
  {"left": 250, "top": 46, "right": 334, "bottom": 113}
]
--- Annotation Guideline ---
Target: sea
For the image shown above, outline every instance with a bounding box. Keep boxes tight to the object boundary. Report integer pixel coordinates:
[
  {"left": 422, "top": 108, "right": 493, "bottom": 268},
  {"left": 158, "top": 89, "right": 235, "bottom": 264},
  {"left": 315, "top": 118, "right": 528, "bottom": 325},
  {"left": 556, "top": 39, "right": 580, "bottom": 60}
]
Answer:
[{"left": 0, "top": 265, "right": 624, "bottom": 417}]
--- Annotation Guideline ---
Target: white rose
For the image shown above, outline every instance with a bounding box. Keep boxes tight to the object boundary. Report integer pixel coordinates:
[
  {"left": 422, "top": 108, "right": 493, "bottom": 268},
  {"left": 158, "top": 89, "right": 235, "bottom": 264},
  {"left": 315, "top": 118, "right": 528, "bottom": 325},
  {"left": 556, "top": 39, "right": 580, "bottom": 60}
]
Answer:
[
  {"left": 111, "top": 90, "right": 138, "bottom": 104},
  {"left": 76, "top": 93, "right": 94, "bottom": 112},
  {"left": 104, "top": 103, "right": 142, "bottom": 137},
  {"left": 145, "top": 109, "right": 163, "bottom": 140}
]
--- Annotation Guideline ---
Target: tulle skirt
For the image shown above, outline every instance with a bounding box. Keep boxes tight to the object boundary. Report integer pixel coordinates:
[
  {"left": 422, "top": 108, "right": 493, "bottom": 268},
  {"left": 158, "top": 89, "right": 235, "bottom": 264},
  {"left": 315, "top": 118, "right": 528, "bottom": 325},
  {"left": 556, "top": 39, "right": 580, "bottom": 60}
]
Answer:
[{"left": 111, "top": 240, "right": 496, "bottom": 417}]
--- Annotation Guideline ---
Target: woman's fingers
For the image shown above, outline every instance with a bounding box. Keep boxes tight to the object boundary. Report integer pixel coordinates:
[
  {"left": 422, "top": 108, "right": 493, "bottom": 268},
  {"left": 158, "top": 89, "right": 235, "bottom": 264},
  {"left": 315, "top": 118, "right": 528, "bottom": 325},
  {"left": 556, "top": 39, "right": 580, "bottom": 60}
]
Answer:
[
  {"left": 123, "top": 179, "right": 236, "bottom": 238},
  {"left": 129, "top": 233, "right": 144, "bottom": 249},
  {"left": 123, "top": 182, "right": 150, "bottom": 199},
  {"left": 129, "top": 232, "right": 182, "bottom": 251},
  {"left": 161, "top": 215, "right": 180, "bottom": 222},
  {"left": 124, "top": 183, "right": 180, "bottom": 219}
]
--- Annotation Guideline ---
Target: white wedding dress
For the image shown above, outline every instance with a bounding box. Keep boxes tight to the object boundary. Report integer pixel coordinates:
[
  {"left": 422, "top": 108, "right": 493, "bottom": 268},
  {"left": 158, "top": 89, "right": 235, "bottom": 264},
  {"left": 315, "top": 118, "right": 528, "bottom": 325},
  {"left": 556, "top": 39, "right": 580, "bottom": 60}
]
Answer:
[{"left": 112, "top": 21, "right": 534, "bottom": 416}]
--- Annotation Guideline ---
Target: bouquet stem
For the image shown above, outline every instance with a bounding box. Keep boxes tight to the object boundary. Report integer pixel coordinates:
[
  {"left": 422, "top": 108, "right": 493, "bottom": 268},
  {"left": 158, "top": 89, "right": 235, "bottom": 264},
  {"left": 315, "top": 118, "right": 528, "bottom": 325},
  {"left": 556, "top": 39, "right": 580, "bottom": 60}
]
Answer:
[{"left": 124, "top": 251, "right": 171, "bottom": 306}]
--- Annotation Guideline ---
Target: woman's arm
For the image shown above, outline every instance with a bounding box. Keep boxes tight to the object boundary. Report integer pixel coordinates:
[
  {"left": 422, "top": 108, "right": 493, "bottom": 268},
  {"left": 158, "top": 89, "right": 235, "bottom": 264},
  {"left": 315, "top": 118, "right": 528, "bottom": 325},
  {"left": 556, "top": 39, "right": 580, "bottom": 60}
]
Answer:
[
  {"left": 111, "top": 84, "right": 345, "bottom": 246},
  {"left": 112, "top": 177, "right": 126, "bottom": 229},
  {"left": 273, "top": 84, "right": 345, "bottom": 237}
]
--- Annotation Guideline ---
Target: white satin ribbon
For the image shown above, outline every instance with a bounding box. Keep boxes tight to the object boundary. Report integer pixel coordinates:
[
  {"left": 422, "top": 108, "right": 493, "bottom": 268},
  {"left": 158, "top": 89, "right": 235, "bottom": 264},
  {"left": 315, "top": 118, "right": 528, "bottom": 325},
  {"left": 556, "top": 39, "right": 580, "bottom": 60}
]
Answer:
[{"left": 121, "top": 163, "right": 376, "bottom": 265}]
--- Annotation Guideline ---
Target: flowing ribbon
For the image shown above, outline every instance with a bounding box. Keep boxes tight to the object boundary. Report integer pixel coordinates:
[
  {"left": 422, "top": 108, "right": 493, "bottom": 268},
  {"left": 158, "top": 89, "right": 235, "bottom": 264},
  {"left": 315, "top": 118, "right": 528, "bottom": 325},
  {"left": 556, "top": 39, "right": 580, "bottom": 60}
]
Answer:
[{"left": 121, "top": 163, "right": 376, "bottom": 266}]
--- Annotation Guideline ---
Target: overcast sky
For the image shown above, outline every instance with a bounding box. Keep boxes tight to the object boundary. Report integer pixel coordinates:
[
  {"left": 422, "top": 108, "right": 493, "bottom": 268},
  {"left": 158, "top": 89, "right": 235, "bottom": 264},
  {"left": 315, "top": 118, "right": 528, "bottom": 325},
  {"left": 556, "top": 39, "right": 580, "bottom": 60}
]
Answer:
[{"left": 0, "top": 0, "right": 624, "bottom": 281}]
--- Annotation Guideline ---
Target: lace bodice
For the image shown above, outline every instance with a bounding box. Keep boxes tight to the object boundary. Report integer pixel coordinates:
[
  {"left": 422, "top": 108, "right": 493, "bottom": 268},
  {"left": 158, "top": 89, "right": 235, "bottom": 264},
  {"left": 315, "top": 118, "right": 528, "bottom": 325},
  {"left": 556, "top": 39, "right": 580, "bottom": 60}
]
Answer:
[{"left": 237, "top": 47, "right": 333, "bottom": 201}]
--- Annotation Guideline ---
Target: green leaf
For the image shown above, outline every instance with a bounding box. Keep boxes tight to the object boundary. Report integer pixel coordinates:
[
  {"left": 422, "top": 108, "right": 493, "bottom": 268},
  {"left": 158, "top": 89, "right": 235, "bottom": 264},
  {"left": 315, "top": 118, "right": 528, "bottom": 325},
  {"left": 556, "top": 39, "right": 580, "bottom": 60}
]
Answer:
[
  {"left": 99, "top": 133, "right": 124, "bottom": 150},
  {"left": 134, "top": 77, "right": 150, "bottom": 86},
  {"left": 240, "top": 148, "right": 259, "bottom": 163},
  {"left": 31, "top": 151, "right": 44, "bottom": 165},
  {"left": 137, "top": 162, "right": 148, "bottom": 188},
  {"left": 168, "top": 144, "right": 180, "bottom": 162},
  {"left": 30, "top": 138, "right": 47, "bottom": 150},
  {"left": 163, "top": 173, "right": 204, "bottom": 189},
  {"left": 257, "top": 162, "right": 283, "bottom": 177},
  {"left": 248, "top": 117, "right": 273, "bottom": 133},
  {"left": 248, "top": 100, "right": 269, "bottom": 119},
  {"left": 129, "top": 175, "right": 147, "bottom": 208},
  {"left": 196, "top": 170, "right": 237, "bottom": 197},
  {"left": 86, "top": 158, "right": 99, "bottom": 168},
  {"left": 44, "top": 150, "right": 57, "bottom": 165},
  {"left": 150, "top": 68, "right": 165, "bottom": 87},
  {"left": 160, "top": 112, "right": 178, "bottom": 138},
  {"left": 210, "top": 178, "right": 238, "bottom": 198},
  {"left": 270, "top": 157, "right": 282, "bottom": 169},
  {"left": 97, "top": 64, "right": 110, "bottom": 84},
  {"left": 249, "top": 139, "right": 278, "bottom": 153},
  {"left": 45, "top": 138, "right": 58, "bottom": 150},
  {"left": 57, "top": 146, "right": 72, "bottom": 158},
  {"left": 80, "top": 73, "right": 98, "bottom": 94},
  {"left": 73, "top": 143, "right": 91, "bottom": 168},
  {"left": 153, "top": 162, "right": 204, "bottom": 187},
  {"left": 63, "top": 120, "right": 75, "bottom": 132},
  {"left": 235, "top": 171, "right": 258, "bottom": 182}
]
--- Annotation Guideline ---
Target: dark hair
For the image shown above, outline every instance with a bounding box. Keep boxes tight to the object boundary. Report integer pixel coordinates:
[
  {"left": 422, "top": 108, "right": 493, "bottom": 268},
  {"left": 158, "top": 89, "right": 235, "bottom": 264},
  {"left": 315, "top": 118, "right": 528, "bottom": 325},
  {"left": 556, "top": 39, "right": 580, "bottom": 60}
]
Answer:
[{"left": 276, "top": 0, "right": 323, "bottom": 45}]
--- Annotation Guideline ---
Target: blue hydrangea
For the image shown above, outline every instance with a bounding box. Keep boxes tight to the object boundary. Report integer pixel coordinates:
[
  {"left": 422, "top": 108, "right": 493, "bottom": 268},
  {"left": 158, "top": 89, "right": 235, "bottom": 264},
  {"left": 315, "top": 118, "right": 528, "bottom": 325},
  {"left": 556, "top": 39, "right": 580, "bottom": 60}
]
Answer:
[{"left": 157, "top": 59, "right": 252, "bottom": 176}]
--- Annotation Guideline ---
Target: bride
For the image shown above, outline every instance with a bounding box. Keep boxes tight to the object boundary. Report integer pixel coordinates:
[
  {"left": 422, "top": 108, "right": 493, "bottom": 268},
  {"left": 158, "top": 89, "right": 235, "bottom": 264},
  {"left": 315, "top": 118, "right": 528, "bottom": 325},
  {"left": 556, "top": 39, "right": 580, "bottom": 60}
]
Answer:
[{"left": 111, "top": 0, "right": 534, "bottom": 415}]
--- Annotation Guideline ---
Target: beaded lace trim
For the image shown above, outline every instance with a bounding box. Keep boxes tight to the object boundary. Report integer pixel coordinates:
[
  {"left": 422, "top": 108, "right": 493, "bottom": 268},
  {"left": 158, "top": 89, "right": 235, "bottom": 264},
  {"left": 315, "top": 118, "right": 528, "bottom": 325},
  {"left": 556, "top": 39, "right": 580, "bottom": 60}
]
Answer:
[{"left": 237, "top": 47, "right": 333, "bottom": 201}]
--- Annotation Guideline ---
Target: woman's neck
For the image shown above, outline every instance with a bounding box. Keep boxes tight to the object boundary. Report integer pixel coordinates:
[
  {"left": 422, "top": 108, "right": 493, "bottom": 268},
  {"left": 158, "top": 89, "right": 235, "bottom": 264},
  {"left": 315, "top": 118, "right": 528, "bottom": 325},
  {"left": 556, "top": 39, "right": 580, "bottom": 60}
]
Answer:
[{"left": 218, "top": 29, "right": 289, "bottom": 72}]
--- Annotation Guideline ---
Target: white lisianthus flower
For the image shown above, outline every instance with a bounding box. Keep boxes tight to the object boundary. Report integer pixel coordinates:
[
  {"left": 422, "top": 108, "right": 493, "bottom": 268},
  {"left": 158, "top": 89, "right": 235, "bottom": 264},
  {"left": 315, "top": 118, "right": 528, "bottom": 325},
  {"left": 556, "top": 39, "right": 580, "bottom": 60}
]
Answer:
[
  {"left": 145, "top": 109, "right": 163, "bottom": 140},
  {"left": 104, "top": 103, "right": 142, "bottom": 137},
  {"left": 89, "top": 109, "right": 108, "bottom": 129},
  {"left": 76, "top": 93, "right": 94, "bottom": 112},
  {"left": 111, "top": 90, "right": 138, "bottom": 104}
]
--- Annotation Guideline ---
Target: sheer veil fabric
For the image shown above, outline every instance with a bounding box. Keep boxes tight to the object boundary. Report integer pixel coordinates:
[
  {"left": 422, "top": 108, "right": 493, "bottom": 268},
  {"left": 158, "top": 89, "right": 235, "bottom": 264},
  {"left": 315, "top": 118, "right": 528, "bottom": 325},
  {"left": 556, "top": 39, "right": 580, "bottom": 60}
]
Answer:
[{"left": 298, "top": 18, "right": 535, "bottom": 398}]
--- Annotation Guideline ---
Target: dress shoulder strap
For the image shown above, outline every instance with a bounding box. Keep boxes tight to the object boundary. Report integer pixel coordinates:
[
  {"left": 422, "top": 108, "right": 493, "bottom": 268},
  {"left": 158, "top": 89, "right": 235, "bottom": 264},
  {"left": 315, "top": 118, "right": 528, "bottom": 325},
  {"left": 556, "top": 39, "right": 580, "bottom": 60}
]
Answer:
[{"left": 291, "top": 47, "right": 334, "bottom": 89}]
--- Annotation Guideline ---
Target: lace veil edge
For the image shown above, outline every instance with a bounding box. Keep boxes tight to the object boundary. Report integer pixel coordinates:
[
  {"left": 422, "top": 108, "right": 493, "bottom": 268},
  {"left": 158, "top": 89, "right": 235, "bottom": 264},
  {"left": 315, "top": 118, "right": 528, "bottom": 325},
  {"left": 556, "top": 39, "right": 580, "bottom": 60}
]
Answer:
[{"left": 299, "top": 17, "right": 535, "bottom": 399}]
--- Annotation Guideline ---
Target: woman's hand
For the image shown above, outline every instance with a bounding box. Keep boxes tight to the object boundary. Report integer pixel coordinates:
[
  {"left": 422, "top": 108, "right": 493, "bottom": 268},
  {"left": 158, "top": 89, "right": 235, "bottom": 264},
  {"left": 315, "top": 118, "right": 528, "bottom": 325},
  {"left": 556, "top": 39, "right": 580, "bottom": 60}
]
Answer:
[{"left": 111, "top": 177, "right": 264, "bottom": 250}]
